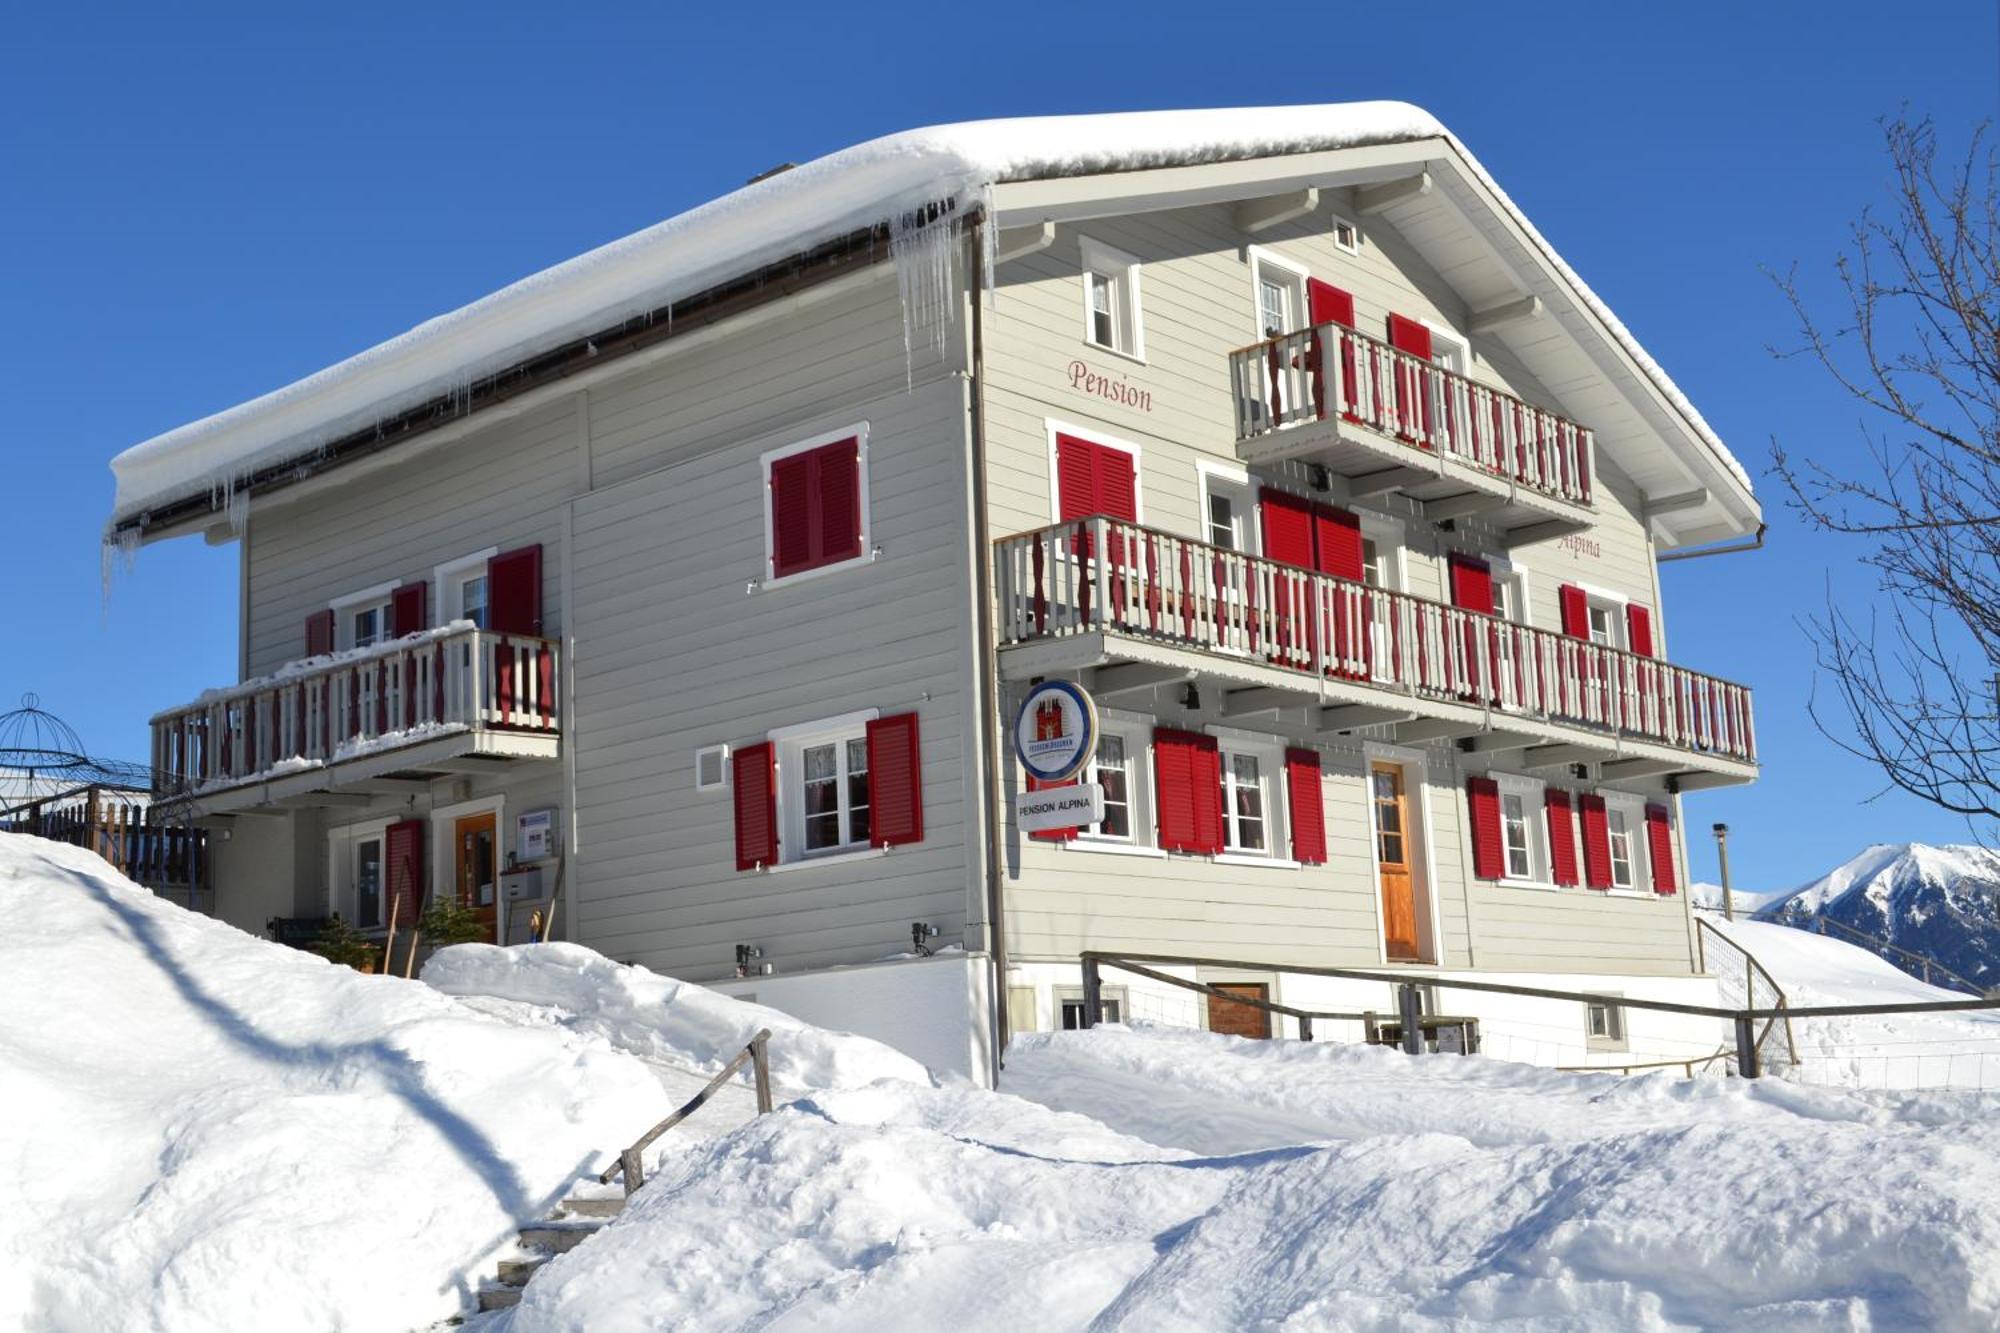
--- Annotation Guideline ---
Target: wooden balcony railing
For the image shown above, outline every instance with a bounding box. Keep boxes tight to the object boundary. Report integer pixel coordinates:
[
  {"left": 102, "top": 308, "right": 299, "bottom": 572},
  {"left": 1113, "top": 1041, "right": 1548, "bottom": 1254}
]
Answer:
[
  {"left": 996, "top": 518, "right": 1755, "bottom": 765},
  {"left": 1, "top": 784, "right": 210, "bottom": 906},
  {"left": 1229, "top": 322, "right": 1594, "bottom": 508},
  {"left": 150, "top": 625, "right": 559, "bottom": 797}
]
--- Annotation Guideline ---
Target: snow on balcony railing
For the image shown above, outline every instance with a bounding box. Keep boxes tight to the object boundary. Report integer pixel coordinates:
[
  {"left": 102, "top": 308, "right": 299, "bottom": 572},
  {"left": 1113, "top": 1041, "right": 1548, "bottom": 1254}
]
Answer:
[
  {"left": 996, "top": 517, "right": 1755, "bottom": 765},
  {"left": 1229, "top": 323, "right": 1594, "bottom": 508},
  {"left": 149, "top": 625, "right": 559, "bottom": 797}
]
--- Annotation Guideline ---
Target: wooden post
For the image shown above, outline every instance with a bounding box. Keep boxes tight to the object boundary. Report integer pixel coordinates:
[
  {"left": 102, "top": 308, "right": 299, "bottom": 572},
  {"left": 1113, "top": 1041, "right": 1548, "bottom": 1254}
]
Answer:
[
  {"left": 404, "top": 929, "right": 422, "bottom": 979},
  {"left": 751, "top": 1033, "right": 774, "bottom": 1115},
  {"left": 1298, "top": 1014, "right": 1314, "bottom": 1043},
  {"left": 378, "top": 888, "right": 401, "bottom": 978},
  {"left": 1734, "top": 1013, "right": 1760, "bottom": 1079},
  {"left": 1081, "top": 955, "right": 1104, "bottom": 1029},
  {"left": 1398, "top": 983, "right": 1425, "bottom": 1056},
  {"left": 620, "top": 1147, "right": 644, "bottom": 1198}
]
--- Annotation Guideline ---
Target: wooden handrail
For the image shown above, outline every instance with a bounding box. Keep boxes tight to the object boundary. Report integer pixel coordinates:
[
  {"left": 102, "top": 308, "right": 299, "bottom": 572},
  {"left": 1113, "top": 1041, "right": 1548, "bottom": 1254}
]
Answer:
[
  {"left": 1803, "top": 913, "right": 1990, "bottom": 997},
  {"left": 599, "top": 1029, "right": 774, "bottom": 1197}
]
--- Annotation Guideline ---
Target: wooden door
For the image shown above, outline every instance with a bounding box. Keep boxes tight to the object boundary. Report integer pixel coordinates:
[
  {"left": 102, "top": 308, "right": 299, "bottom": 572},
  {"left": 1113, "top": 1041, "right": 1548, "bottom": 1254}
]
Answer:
[
  {"left": 453, "top": 812, "right": 499, "bottom": 942},
  {"left": 1372, "top": 762, "right": 1421, "bottom": 961},
  {"left": 1207, "top": 983, "right": 1272, "bottom": 1040}
]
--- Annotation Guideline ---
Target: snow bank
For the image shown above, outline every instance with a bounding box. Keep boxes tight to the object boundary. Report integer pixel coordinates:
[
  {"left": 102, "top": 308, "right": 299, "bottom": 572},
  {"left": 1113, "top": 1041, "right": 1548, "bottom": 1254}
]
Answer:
[
  {"left": 506, "top": 1023, "right": 2000, "bottom": 1331},
  {"left": 0, "top": 833, "right": 669, "bottom": 1333},
  {"left": 422, "top": 941, "right": 933, "bottom": 1095},
  {"left": 108, "top": 100, "right": 1748, "bottom": 529}
]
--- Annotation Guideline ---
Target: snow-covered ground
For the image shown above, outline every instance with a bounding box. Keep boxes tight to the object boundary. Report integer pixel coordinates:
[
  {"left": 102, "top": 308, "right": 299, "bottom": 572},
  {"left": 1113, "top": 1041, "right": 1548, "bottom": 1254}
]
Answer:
[
  {"left": 1702, "top": 912, "right": 2000, "bottom": 1089},
  {"left": 15, "top": 831, "right": 2000, "bottom": 1331}
]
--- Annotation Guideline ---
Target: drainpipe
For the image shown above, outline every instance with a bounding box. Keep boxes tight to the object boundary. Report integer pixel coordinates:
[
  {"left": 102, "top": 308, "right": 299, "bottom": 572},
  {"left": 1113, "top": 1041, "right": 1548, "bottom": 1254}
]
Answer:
[{"left": 967, "top": 213, "right": 1011, "bottom": 1081}]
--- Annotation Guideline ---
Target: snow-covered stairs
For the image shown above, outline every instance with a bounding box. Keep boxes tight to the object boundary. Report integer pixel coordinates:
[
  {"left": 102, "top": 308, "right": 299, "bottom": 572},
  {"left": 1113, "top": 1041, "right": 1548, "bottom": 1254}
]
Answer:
[{"left": 474, "top": 1193, "right": 627, "bottom": 1312}]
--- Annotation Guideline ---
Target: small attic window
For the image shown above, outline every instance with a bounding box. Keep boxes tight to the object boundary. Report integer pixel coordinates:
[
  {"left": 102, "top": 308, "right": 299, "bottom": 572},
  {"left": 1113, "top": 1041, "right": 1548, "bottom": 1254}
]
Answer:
[{"left": 1332, "top": 216, "right": 1360, "bottom": 255}]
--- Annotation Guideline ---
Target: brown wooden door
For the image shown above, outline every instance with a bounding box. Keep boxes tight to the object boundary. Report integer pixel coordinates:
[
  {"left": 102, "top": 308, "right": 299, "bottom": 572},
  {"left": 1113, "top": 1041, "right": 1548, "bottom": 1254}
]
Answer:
[
  {"left": 1208, "top": 983, "right": 1272, "bottom": 1039},
  {"left": 454, "top": 812, "right": 499, "bottom": 942},
  {"left": 1372, "top": 762, "right": 1420, "bottom": 961}
]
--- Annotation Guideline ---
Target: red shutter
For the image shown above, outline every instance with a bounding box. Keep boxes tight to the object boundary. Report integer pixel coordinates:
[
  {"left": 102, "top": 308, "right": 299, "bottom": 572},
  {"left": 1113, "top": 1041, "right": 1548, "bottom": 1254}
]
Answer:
[
  {"left": 488, "top": 545, "right": 543, "bottom": 636},
  {"left": 814, "top": 439, "right": 863, "bottom": 566},
  {"left": 770, "top": 452, "right": 815, "bottom": 577},
  {"left": 305, "top": 609, "right": 335, "bottom": 658},
  {"left": 1578, "top": 794, "right": 1613, "bottom": 889},
  {"left": 1559, "top": 584, "right": 1591, "bottom": 639},
  {"left": 1626, "top": 603, "right": 1655, "bottom": 657},
  {"left": 1155, "top": 728, "right": 1222, "bottom": 855},
  {"left": 1448, "top": 555, "right": 1496, "bottom": 614},
  {"left": 1645, "top": 804, "right": 1678, "bottom": 895},
  {"left": 1026, "top": 771, "right": 1080, "bottom": 842},
  {"left": 392, "top": 583, "right": 427, "bottom": 637},
  {"left": 1545, "top": 789, "right": 1579, "bottom": 887},
  {"left": 1096, "top": 444, "right": 1138, "bottom": 523},
  {"left": 1466, "top": 777, "right": 1504, "bottom": 880},
  {"left": 1312, "top": 504, "right": 1364, "bottom": 582},
  {"left": 866, "top": 713, "right": 923, "bottom": 848},
  {"left": 1387, "top": 314, "right": 1433, "bottom": 360},
  {"left": 1056, "top": 434, "right": 1137, "bottom": 524},
  {"left": 1306, "top": 279, "right": 1355, "bottom": 329},
  {"left": 386, "top": 818, "right": 425, "bottom": 922},
  {"left": 1259, "top": 491, "right": 1315, "bottom": 568},
  {"left": 1285, "top": 748, "right": 1326, "bottom": 865},
  {"left": 732, "top": 741, "right": 778, "bottom": 871}
]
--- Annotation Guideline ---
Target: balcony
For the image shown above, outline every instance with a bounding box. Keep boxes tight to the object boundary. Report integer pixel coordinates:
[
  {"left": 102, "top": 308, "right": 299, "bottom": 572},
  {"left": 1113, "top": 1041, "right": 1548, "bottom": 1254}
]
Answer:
[
  {"left": 1229, "top": 324, "right": 1594, "bottom": 540},
  {"left": 151, "top": 625, "right": 561, "bottom": 813},
  {"left": 995, "top": 518, "right": 1755, "bottom": 782}
]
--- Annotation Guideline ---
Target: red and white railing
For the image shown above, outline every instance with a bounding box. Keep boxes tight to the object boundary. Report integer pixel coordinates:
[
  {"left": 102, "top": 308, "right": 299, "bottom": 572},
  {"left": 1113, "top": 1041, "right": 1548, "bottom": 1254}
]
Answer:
[
  {"left": 996, "top": 518, "right": 1755, "bottom": 764},
  {"left": 1229, "top": 323, "right": 1594, "bottom": 508},
  {"left": 150, "top": 626, "right": 559, "bottom": 797}
]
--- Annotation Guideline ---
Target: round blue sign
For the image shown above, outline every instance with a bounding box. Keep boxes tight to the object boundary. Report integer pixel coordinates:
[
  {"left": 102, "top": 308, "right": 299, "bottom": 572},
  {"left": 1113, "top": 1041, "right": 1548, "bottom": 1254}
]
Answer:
[{"left": 1014, "top": 680, "right": 1100, "bottom": 784}]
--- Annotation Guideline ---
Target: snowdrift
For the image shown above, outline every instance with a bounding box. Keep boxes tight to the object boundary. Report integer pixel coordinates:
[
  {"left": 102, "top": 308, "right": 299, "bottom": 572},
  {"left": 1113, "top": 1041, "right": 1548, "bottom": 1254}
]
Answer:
[
  {"left": 422, "top": 941, "right": 933, "bottom": 1095},
  {"left": 0, "top": 834, "right": 673, "bottom": 1333},
  {"left": 506, "top": 1025, "right": 2000, "bottom": 1332}
]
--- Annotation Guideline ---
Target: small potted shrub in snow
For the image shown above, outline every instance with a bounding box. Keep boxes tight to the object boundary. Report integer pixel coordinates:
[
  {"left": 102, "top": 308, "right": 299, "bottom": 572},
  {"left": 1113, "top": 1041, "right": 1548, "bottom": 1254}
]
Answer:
[
  {"left": 312, "top": 916, "right": 382, "bottom": 974},
  {"left": 417, "top": 896, "right": 488, "bottom": 949}
]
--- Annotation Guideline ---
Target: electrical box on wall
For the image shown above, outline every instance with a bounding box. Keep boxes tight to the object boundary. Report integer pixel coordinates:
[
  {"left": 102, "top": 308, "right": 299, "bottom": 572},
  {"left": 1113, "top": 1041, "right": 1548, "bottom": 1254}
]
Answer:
[{"left": 501, "top": 868, "right": 543, "bottom": 902}]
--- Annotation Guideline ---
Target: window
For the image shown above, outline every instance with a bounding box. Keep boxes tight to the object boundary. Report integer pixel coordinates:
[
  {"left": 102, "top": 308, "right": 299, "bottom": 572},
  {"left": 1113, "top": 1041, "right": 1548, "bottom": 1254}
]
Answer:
[
  {"left": 1331, "top": 216, "right": 1360, "bottom": 254},
  {"left": 1198, "top": 462, "right": 1257, "bottom": 554},
  {"left": 1428, "top": 326, "right": 1469, "bottom": 375},
  {"left": 330, "top": 581, "right": 401, "bottom": 652},
  {"left": 432, "top": 548, "right": 500, "bottom": 631},
  {"left": 1501, "top": 791, "right": 1533, "bottom": 879},
  {"left": 1216, "top": 735, "right": 1288, "bottom": 859},
  {"left": 1490, "top": 772, "right": 1550, "bottom": 885},
  {"left": 695, "top": 745, "right": 729, "bottom": 792},
  {"left": 1588, "top": 602, "right": 1618, "bottom": 648},
  {"left": 1057, "top": 986, "right": 1127, "bottom": 1029},
  {"left": 354, "top": 836, "right": 383, "bottom": 930},
  {"left": 771, "top": 711, "right": 877, "bottom": 862},
  {"left": 1607, "top": 805, "right": 1637, "bottom": 889},
  {"left": 1089, "top": 734, "right": 1132, "bottom": 840},
  {"left": 1070, "top": 715, "right": 1154, "bottom": 849},
  {"left": 763, "top": 426, "right": 871, "bottom": 585},
  {"left": 1079, "top": 237, "right": 1144, "bottom": 358},
  {"left": 1248, "top": 248, "right": 1309, "bottom": 340},
  {"left": 1586, "top": 995, "right": 1628, "bottom": 1051}
]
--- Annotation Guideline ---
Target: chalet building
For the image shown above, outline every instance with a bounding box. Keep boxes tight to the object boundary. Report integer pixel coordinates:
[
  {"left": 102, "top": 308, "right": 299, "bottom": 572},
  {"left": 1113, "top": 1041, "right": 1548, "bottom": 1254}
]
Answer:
[{"left": 109, "top": 104, "right": 1760, "bottom": 1082}]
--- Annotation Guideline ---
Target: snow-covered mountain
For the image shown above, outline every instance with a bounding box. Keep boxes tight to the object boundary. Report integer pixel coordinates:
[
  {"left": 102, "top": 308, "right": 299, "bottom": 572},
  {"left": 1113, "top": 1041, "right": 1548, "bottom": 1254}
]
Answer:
[{"left": 1759, "top": 843, "right": 2000, "bottom": 989}]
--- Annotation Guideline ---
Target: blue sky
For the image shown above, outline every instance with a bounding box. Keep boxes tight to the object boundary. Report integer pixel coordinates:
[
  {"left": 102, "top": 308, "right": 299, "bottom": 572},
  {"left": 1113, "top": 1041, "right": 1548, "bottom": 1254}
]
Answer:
[{"left": 1, "top": 3, "right": 1993, "bottom": 891}]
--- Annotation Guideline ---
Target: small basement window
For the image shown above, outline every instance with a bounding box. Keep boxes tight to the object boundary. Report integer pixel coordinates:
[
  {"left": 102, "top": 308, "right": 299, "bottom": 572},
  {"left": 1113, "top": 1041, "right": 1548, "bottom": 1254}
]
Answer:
[
  {"left": 1057, "top": 985, "right": 1128, "bottom": 1029},
  {"left": 1585, "top": 994, "right": 1628, "bottom": 1051}
]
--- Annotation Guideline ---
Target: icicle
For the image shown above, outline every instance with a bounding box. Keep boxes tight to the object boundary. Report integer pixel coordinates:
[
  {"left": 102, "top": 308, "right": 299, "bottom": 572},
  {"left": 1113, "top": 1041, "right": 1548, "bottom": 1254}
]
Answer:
[
  {"left": 973, "top": 183, "right": 998, "bottom": 313},
  {"left": 100, "top": 526, "right": 140, "bottom": 612},
  {"left": 889, "top": 198, "right": 964, "bottom": 389}
]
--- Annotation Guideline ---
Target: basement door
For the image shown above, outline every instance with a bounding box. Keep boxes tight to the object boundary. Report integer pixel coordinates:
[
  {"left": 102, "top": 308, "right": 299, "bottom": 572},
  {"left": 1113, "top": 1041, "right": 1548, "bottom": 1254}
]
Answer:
[
  {"left": 1207, "top": 983, "right": 1272, "bottom": 1040},
  {"left": 454, "top": 812, "right": 499, "bottom": 942},
  {"left": 1372, "top": 761, "right": 1422, "bottom": 962}
]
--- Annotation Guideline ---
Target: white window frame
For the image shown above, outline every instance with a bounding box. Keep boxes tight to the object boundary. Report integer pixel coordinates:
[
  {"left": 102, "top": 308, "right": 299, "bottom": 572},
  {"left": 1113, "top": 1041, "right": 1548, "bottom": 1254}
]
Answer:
[
  {"left": 1078, "top": 236, "right": 1145, "bottom": 361},
  {"left": 433, "top": 547, "right": 499, "bottom": 630},
  {"left": 1425, "top": 322, "right": 1469, "bottom": 375},
  {"left": 1601, "top": 791, "right": 1650, "bottom": 894},
  {"left": 1211, "top": 729, "right": 1293, "bottom": 867},
  {"left": 1585, "top": 992, "right": 1629, "bottom": 1052},
  {"left": 1493, "top": 771, "right": 1550, "bottom": 888},
  {"left": 1358, "top": 511, "right": 1407, "bottom": 593},
  {"left": 1330, "top": 214, "right": 1361, "bottom": 255},
  {"left": 330, "top": 579, "right": 401, "bottom": 651},
  {"left": 1073, "top": 714, "right": 1154, "bottom": 850},
  {"left": 695, "top": 744, "right": 730, "bottom": 793},
  {"left": 758, "top": 422, "right": 874, "bottom": 592},
  {"left": 1571, "top": 580, "right": 1630, "bottom": 650},
  {"left": 768, "top": 709, "right": 881, "bottom": 869},
  {"left": 1196, "top": 459, "right": 1260, "bottom": 556},
  {"left": 1043, "top": 420, "right": 1146, "bottom": 525},
  {"left": 1246, "top": 245, "right": 1310, "bottom": 340},
  {"left": 1055, "top": 984, "right": 1129, "bottom": 1028},
  {"left": 326, "top": 815, "right": 397, "bottom": 932}
]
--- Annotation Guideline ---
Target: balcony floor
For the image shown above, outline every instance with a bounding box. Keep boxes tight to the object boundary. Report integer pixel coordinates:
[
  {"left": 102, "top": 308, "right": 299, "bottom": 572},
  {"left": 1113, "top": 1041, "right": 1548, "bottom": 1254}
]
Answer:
[
  {"left": 167, "top": 728, "right": 560, "bottom": 817},
  {"left": 1237, "top": 416, "right": 1589, "bottom": 544},
  {"left": 999, "top": 629, "right": 1756, "bottom": 790}
]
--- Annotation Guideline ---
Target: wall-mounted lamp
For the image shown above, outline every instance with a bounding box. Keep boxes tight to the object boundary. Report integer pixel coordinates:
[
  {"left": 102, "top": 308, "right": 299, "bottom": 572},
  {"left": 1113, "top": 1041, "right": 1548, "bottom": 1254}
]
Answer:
[
  {"left": 1182, "top": 682, "right": 1202, "bottom": 712},
  {"left": 735, "top": 943, "right": 769, "bottom": 978},
  {"left": 910, "top": 922, "right": 939, "bottom": 956}
]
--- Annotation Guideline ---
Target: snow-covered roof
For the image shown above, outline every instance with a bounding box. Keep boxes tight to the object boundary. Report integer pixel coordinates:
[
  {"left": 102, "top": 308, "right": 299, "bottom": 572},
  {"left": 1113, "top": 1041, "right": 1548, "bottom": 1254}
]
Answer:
[{"left": 107, "top": 102, "right": 1749, "bottom": 533}]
